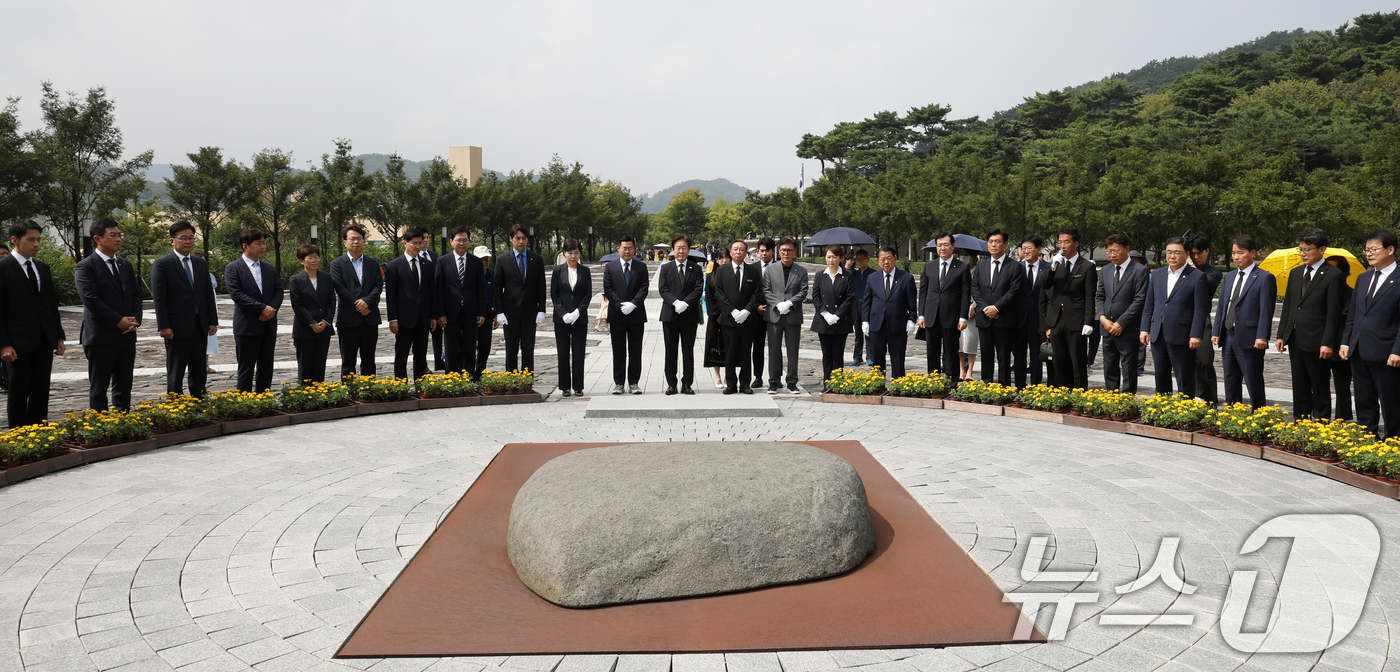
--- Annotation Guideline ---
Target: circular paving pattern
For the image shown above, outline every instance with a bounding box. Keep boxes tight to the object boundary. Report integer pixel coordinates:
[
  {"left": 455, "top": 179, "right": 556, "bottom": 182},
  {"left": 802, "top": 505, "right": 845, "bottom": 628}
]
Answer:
[{"left": 1, "top": 400, "right": 1396, "bottom": 672}]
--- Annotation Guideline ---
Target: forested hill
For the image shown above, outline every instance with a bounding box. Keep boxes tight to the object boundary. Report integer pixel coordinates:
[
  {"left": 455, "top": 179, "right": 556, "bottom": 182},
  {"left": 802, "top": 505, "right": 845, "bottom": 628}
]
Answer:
[
  {"left": 640, "top": 178, "right": 751, "bottom": 214},
  {"left": 993, "top": 28, "right": 1324, "bottom": 120}
]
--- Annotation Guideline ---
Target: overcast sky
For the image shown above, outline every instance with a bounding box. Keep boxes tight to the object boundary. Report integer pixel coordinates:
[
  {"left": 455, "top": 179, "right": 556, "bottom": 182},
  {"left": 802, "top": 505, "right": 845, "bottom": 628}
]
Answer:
[{"left": 3, "top": 1, "right": 1395, "bottom": 197}]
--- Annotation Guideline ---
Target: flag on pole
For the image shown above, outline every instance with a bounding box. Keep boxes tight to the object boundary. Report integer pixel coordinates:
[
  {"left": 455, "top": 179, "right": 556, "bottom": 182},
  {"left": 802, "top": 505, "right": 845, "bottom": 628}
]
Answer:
[{"left": 799, "top": 164, "right": 804, "bottom": 190}]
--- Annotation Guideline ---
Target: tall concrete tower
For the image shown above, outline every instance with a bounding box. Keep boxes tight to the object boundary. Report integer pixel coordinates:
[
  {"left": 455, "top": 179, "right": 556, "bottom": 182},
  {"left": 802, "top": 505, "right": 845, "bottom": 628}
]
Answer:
[{"left": 448, "top": 146, "right": 483, "bottom": 187}]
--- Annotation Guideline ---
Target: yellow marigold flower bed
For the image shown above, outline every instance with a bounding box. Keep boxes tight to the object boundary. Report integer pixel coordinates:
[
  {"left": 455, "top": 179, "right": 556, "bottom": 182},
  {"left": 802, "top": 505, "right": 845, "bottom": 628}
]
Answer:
[
  {"left": 278, "top": 381, "right": 352, "bottom": 412},
  {"left": 824, "top": 367, "right": 886, "bottom": 395},
  {"left": 61, "top": 409, "right": 152, "bottom": 447},
  {"left": 0, "top": 422, "right": 67, "bottom": 464},
  {"left": 417, "top": 371, "right": 480, "bottom": 398},
  {"left": 887, "top": 371, "right": 951, "bottom": 397},
  {"left": 479, "top": 370, "right": 535, "bottom": 395}
]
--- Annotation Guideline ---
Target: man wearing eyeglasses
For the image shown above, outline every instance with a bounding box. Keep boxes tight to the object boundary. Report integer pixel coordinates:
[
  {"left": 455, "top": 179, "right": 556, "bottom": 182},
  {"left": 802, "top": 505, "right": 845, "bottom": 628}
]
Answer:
[
  {"left": 1341, "top": 230, "right": 1400, "bottom": 437},
  {"left": 74, "top": 218, "right": 141, "bottom": 411},
  {"left": 1275, "top": 228, "right": 1346, "bottom": 420},
  {"left": 1140, "top": 237, "right": 1210, "bottom": 396},
  {"left": 151, "top": 220, "right": 219, "bottom": 398}
]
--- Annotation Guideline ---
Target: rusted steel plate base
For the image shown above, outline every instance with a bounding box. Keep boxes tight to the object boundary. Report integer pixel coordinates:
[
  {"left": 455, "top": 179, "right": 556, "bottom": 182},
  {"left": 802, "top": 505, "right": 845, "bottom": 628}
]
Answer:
[{"left": 337, "top": 441, "right": 1038, "bottom": 657}]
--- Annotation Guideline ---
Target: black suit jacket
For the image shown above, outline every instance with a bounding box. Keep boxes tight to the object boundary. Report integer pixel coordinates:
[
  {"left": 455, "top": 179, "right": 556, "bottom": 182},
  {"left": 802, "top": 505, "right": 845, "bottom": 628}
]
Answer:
[
  {"left": 1095, "top": 261, "right": 1150, "bottom": 335},
  {"left": 1142, "top": 265, "right": 1209, "bottom": 344},
  {"left": 714, "top": 262, "right": 762, "bottom": 327},
  {"left": 862, "top": 268, "right": 918, "bottom": 333},
  {"left": 330, "top": 254, "right": 383, "bottom": 327},
  {"left": 434, "top": 252, "right": 487, "bottom": 324},
  {"left": 551, "top": 265, "right": 593, "bottom": 325},
  {"left": 1041, "top": 256, "right": 1097, "bottom": 333},
  {"left": 151, "top": 252, "right": 218, "bottom": 338},
  {"left": 225, "top": 258, "right": 284, "bottom": 336},
  {"left": 385, "top": 255, "right": 435, "bottom": 329},
  {"left": 1017, "top": 259, "right": 1052, "bottom": 328},
  {"left": 1341, "top": 269, "right": 1400, "bottom": 362},
  {"left": 603, "top": 259, "right": 649, "bottom": 324},
  {"left": 289, "top": 272, "right": 336, "bottom": 340},
  {"left": 918, "top": 257, "right": 972, "bottom": 328},
  {"left": 494, "top": 249, "right": 547, "bottom": 322},
  {"left": 971, "top": 255, "right": 1026, "bottom": 329},
  {"left": 1277, "top": 262, "right": 1345, "bottom": 352},
  {"left": 810, "top": 268, "right": 854, "bottom": 334},
  {"left": 75, "top": 253, "right": 141, "bottom": 347},
  {"left": 0, "top": 255, "right": 64, "bottom": 352},
  {"left": 658, "top": 259, "right": 704, "bottom": 324}
]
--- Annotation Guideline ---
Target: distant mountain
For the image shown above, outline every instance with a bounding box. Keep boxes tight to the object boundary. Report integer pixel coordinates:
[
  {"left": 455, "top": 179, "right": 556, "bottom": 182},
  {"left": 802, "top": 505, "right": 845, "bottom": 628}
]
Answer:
[{"left": 640, "top": 178, "right": 752, "bottom": 214}]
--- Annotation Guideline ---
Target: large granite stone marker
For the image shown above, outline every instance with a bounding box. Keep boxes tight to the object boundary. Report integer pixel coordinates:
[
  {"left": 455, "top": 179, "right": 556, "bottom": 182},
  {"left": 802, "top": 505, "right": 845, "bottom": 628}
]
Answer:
[{"left": 506, "top": 442, "right": 875, "bottom": 607}]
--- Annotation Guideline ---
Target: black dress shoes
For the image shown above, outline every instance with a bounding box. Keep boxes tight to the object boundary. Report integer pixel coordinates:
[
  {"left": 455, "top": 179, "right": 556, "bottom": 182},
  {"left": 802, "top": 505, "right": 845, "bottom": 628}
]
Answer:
[
  {"left": 561, "top": 390, "right": 572, "bottom": 398},
  {"left": 723, "top": 386, "right": 737, "bottom": 395},
  {"left": 740, "top": 386, "right": 754, "bottom": 395},
  {"left": 681, "top": 384, "right": 695, "bottom": 395},
  {"left": 665, "top": 385, "right": 678, "bottom": 395}
]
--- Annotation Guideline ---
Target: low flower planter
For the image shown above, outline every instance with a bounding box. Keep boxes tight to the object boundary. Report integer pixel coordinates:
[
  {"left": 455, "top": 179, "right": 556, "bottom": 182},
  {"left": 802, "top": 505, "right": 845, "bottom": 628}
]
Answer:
[
  {"left": 821, "top": 393, "right": 883, "bottom": 405},
  {"left": 69, "top": 438, "right": 159, "bottom": 464},
  {"left": 1262, "top": 446, "right": 1330, "bottom": 476},
  {"left": 1, "top": 450, "right": 84, "bottom": 485},
  {"left": 1326, "top": 464, "right": 1400, "bottom": 499},
  {"left": 479, "top": 391, "right": 544, "bottom": 406},
  {"left": 1064, "top": 414, "right": 1128, "bottom": 433},
  {"left": 217, "top": 412, "right": 291, "bottom": 434},
  {"left": 354, "top": 398, "right": 421, "bottom": 415},
  {"left": 152, "top": 423, "right": 223, "bottom": 448},
  {"left": 1004, "top": 406, "right": 1065, "bottom": 423},
  {"left": 284, "top": 404, "right": 359, "bottom": 425},
  {"left": 1125, "top": 422, "right": 1197, "bottom": 444},
  {"left": 943, "top": 399, "right": 1005, "bottom": 416},
  {"left": 1192, "top": 431, "right": 1263, "bottom": 459},
  {"left": 417, "top": 394, "right": 483, "bottom": 410},
  {"left": 882, "top": 395, "right": 943, "bottom": 409}
]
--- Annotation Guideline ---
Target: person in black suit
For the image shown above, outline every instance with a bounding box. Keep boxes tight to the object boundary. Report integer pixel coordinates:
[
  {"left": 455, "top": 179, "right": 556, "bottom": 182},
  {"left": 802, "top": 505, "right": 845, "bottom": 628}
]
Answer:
[
  {"left": 495, "top": 224, "right": 547, "bottom": 373},
  {"left": 603, "top": 236, "right": 649, "bottom": 394},
  {"left": 1095, "top": 234, "right": 1149, "bottom": 394},
  {"left": 1041, "top": 227, "right": 1098, "bottom": 389},
  {"left": 714, "top": 240, "right": 761, "bottom": 394},
  {"left": 476, "top": 247, "right": 496, "bottom": 374},
  {"left": 1211, "top": 235, "right": 1276, "bottom": 408},
  {"left": 1275, "top": 228, "right": 1346, "bottom": 420},
  {"left": 436, "top": 227, "right": 487, "bottom": 378},
  {"left": 1329, "top": 255, "right": 1355, "bottom": 420},
  {"left": 1188, "top": 237, "right": 1223, "bottom": 404},
  {"left": 75, "top": 218, "right": 141, "bottom": 412},
  {"left": 969, "top": 229, "right": 1025, "bottom": 386},
  {"left": 918, "top": 232, "right": 970, "bottom": 377},
  {"left": 1341, "top": 230, "right": 1400, "bottom": 437},
  {"left": 811, "top": 244, "right": 854, "bottom": 387},
  {"left": 1140, "top": 237, "right": 1210, "bottom": 395},
  {"left": 420, "top": 247, "right": 445, "bottom": 371},
  {"left": 1015, "top": 235, "right": 1051, "bottom": 387},
  {"left": 551, "top": 239, "right": 592, "bottom": 397},
  {"left": 330, "top": 225, "right": 382, "bottom": 379},
  {"left": 152, "top": 220, "right": 219, "bottom": 398},
  {"left": 750, "top": 237, "right": 776, "bottom": 389},
  {"left": 0, "top": 221, "right": 66, "bottom": 427},
  {"left": 288, "top": 244, "right": 335, "bottom": 383},
  {"left": 863, "top": 247, "right": 919, "bottom": 379},
  {"left": 658, "top": 234, "right": 704, "bottom": 395},
  {"left": 225, "top": 230, "right": 283, "bottom": 393},
  {"left": 386, "top": 228, "right": 437, "bottom": 381}
]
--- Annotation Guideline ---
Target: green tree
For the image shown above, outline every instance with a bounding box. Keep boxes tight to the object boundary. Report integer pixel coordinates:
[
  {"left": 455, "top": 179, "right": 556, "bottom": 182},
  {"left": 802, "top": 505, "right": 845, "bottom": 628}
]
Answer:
[
  {"left": 0, "top": 99, "right": 43, "bottom": 224},
  {"left": 366, "top": 153, "right": 413, "bottom": 257},
  {"left": 303, "top": 138, "right": 371, "bottom": 258},
  {"left": 239, "top": 149, "right": 305, "bottom": 274},
  {"left": 660, "top": 188, "right": 708, "bottom": 241},
  {"left": 536, "top": 156, "right": 593, "bottom": 251},
  {"left": 410, "top": 157, "right": 460, "bottom": 254},
  {"left": 1351, "top": 124, "right": 1400, "bottom": 228},
  {"left": 589, "top": 180, "right": 645, "bottom": 255},
  {"left": 118, "top": 196, "right": 167, "bottom": 298},
  {"left": 163, "top": 147, "right": 245, "bottom": 258}
]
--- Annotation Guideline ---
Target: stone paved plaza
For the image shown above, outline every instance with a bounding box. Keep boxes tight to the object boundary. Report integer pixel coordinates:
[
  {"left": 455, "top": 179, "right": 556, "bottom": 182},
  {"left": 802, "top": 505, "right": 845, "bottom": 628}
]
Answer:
[{"left": 1, "top": 395, "right": 1397, "bottom": 672}]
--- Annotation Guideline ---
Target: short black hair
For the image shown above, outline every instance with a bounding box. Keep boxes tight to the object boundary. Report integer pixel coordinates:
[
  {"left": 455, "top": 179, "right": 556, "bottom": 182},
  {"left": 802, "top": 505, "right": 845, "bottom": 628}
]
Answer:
[
  {"left": 824, "top": 244, "right": 845, "bottom": 258},
  {"left": 1164, "top": 236, "right": 1186, "bottom": 249},
  {"left": 1105, "top": 233, "right": 1130, "bottom": 248},
  {"left": 1021, "top": 234, "right": 1043, "bottom": 248},
  {"left": 1231, "top": 235, "right": 1258, "bottom": 252},
  {"left": 778, "top": 236, "right": 798, "bottom": 251},
  {"left": 1057, "top": 227, "right": 1080, "bottom": 243},
  {"left": 855, "top": 248, "right": 870, "bottom": 258},
  {"left": 508, "top": 223, "right": 529, "bottom": 239},
  {"left": 757, "top": 237, "right": 776, "bottom": 251},
  {"left": 1366, "top": 229, "right": 1398, "bottom": 252},
  {"left": 296, "top": 243, "right": 319, "bottom": 260},
  {"left": 671, "top": 234, "right": 691, "bottom": 248},
  {"left": 730, "top": 239, "right": 748, "bottom": 250},
  {"left": 90, "top": 217, "right": 121, "bottom": 240},
  {"left": 402, "top": 227, "right": 425, "bottom": 242},
  {"left": 0, "top": 242, "right": 10, "bottom": 252},
  {"left": 239, "top": 229, "right": 265, "bottom": 247},
  {"left": 450, "top": 226, "right": 471, "bottom": 240},
  {"left": 169, "top": 220, "right": 196, "bottom": 238},
  {"left": 618, "top": 235, "right": 635, "bottom": 246},
  {"left": 934, "top": 232, "right": 954, "bottom": 246},
  {"left": 1297, "top": 227, "right": 1328, "bottom": 248},
  {"left": 562, "top": 238, "right": 581, "bottom": 252},
  {"left": 342, "top": 224, "right": 366, "bottom": 240},
  {"left": 1188, "top": 235, "right": 1211, "bottom": 253},
  {"left": 8, "top": 220, "right": 40, "bottom": 241},
  {"left": 878, "top": 246, "right": 898, "bottom": 258},
  {"left": 985, "top": 229, "right": 1008, "bottom": 245}
]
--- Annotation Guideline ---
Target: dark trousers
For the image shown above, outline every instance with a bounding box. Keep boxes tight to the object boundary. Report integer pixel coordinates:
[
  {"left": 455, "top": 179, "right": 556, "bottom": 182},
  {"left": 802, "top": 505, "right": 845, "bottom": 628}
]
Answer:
[
  {"left": 85, "top": 336, "right": 136, "bottom": 412},
  {"left": 443, "top": 312, "right": 479, "bottom": 377},
  {"left": 1086, "top": 324, "right": 1101, "bottom": 366},
  {"left": 1102, "top": 333, "right": 1140, "bottom": 394},
  {"left": 925, "top": 324, "right": 959, "bottom": 377},
  {"left": 164, "top": 328, "right": 209, "bottom": 398},
  {"left": 476, "top": 319, "right": 492, "bottom": 378},
  {"left": 235, "top": 332, "right": 276, "bottom": 393},
  {"left": 1333, "top": 358, "right": 1353, "bottom": 420},
  {"left": 1150, "top": 338, "right": 1195, "bottom": 396},
  {"left": 1195, "top": 339, "right": 1218, "bottom": 403},
  {"left": 610, "top": 321, "right": 644, "bottom": 385},
  {"left": 722, "top": 324, "right": 753, "bottom": 388},
  {"left": 1352, "top": 357, "right": 1400, "bottom": 437},
  {"left": 1049, "top": 325, "right": 1089, "bottom": 389},
  {"left": 431, "top": 324, "right": 445, "bottom": 371},
  {"left": 393, "top": 323, "right": 430, "bottom": 380},
  {"left": 7, "top": 348, "right": 53, "bottom": 428},
  {"left": 662, "top": 320, "right": 698, "bottom": 387},
  {"left": 503, "top": 321, "right": 537, "bottom": 373},
  {"left": 767, "top": 321, "right": 801, "bottom": 388},
  {"left": 749, "top": 320, "right": 766, "bottom": 385},
  {"left": 555, "top": 321, "right": 587, "bottom": 392},
  {"left": 1221, "top": 331, "right": 1266, "bottom": 408},
  {"left": 1015, "top": 323, "right": 1044, "bottom": 388},
  {"left": 869, "top": 327, "right": 909, "bottom": 379},
  {"left": 294, "top": 338, "right": 330, "bottom": 383},
  {"left": 338, "top": 325, "right": 378, "bottom": 378},
  {"left": 819, "top": 333, "right": 848, "bottom": 383},
  {"left": 978, "top": 326, "right": 1014, "bottom": 386},
  {"left": 851, "top": 298, "right": 866, "bottom": 361},
  {"left": 1288, "top": 343, "right": 1332, "bottom": 420}
]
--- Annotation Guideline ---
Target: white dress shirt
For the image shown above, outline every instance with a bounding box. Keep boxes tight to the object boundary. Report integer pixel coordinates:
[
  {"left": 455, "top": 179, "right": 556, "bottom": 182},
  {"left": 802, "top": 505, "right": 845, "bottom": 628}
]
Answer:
[
  {"left": 242, "top": 255, "right": 263, "bottom": 293},
  {"left": 1166, "top": 264, "right": 1184, "bottom": 296},
  {"left": 403, "top": 252, "right": 423, "bottom": 284},
  {"left": 348, "top": 253, "right": 364, "bottom": 284},
  {"left": 567, "top": 265, "right": 578, "bottom": 289},
  {"left": 12, "top": 250, "right": 38, "bottom": 291}
]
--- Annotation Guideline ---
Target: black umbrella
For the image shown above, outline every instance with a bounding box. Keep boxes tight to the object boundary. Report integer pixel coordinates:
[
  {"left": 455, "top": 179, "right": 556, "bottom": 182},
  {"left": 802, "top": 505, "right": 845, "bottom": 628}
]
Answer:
[{"left": 804, "top": 227, "right": 878, "bottom": 247}]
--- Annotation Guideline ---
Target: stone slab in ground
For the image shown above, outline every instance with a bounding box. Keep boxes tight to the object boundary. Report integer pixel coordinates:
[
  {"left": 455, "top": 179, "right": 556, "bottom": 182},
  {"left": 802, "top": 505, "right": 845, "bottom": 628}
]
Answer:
[{"left": 583, "top": 392, "right": 782, "bottom": 418}]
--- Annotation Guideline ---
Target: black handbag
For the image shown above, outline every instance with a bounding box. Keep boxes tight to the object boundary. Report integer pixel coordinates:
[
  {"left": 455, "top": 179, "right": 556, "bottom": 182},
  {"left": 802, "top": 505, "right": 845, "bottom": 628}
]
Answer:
[{"left": 1039, "top": 341, "right": 1054, "bottom": 362}]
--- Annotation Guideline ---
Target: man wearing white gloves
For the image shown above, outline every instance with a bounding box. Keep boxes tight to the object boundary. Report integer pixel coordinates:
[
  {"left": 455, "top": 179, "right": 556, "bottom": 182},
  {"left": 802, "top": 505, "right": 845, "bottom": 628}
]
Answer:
[
  {"left": 603, "top": 236, "right": 650, "bottom": 394},
  {"left": 494, "top": 224, "right": 547, "bottom": 374},
  {"left": 658, "top": 234, "right": 704, "bottom": 395},
  {"left": 715, "top": 239, "right": 763, "bottom": 394},
  {"left": 861, "top": 247, "right": 918, "bottom": 379},
  {"left": 1040, "top": 226, "right": 1099, "bottom": 389},
  {"left": 762, "top": 237, "right": 810, "bottom": 394}
]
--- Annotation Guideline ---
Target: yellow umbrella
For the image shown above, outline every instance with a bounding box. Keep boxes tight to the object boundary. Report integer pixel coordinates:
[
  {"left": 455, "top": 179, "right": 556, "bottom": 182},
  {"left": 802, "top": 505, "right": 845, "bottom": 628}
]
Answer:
[{"left": 1257, "top": 248, "right": 1365, "bottom": 296}]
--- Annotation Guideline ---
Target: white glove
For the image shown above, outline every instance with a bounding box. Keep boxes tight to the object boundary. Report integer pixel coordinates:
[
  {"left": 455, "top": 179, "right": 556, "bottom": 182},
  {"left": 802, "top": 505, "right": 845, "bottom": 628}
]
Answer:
[
  {"left": 497, "top": 314, "right": 509, "bottom": 326},
  {"left": 1081, "top": 325, "right": 1093, "bottom": 336},
  {"left": 862, "top": 322, "right": 871, "bottom": 336},
  {"left": 535, "top": 311, "right": 546, "bottom": 325},
  {"left": 672, "top": 300, "right": 688, "bottom": 314},
  {"left": 906, "top": 320, "right": 917, "bottom": 336},
  {"left": 822, "top": 311, "right": 838, "bottom": 325},
  {"left": 621, "top": 302, "right": 636, "bottom": 315},
  {"left": 777, "top": 300, "right": 793, "bottom": 315},
  {"left": 562, "top": 310, "right": 576, "bottom": 325},
  {"left": 734, "top": 309, "right": 750, "bottom": 324}
]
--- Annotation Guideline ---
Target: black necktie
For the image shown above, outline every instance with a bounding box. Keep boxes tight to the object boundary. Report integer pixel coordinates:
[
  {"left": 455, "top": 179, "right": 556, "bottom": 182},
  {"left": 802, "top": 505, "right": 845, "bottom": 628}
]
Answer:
[
  {"left": 940, "top": 261, "right": 948, "bottom": 284},
  {"left": 991, "top": 259, "right": 1001, "bottom": 287},
  {"left": 623, "top": 262, "right": 630, "bottom": 285},
  {"left": 1226, "top": 271, "right": 1245, "bottom": 329},
  {"left": 885, "top": 273, "right": 892, "bottom": 297},
  {"left": 410, "top": 258, "right": 419, "bottom": 289},
  {"left": 24, "top": 260, "right": 37, "bottom": 293},
  {"left": 1302, "top": 266, "right": 1313, "bottom": 294},
  {"left": 1368, "top": 271, "right": 1381, "bottom": 305},
  {"left": 1026, "top": 261, "right": 1033, "bottom": 285},
  {"left": 517, "top": 252, "right": 526, "bottom": 279},
  {"left": 1114, "top": 264, "right": 1122, "bottom": 286}
]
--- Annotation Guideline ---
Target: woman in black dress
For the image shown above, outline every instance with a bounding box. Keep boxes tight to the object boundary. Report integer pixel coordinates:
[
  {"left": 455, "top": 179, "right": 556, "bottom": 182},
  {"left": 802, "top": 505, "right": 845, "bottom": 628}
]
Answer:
[
  {"left": 703, "top": 248, "right": 730, "bottom": 389},
  {"left": 551, "top": 239, "right": 592, "bottom": 397},
  {"left": 810, "top": 244, "right": 854, "bottom": 388}
]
